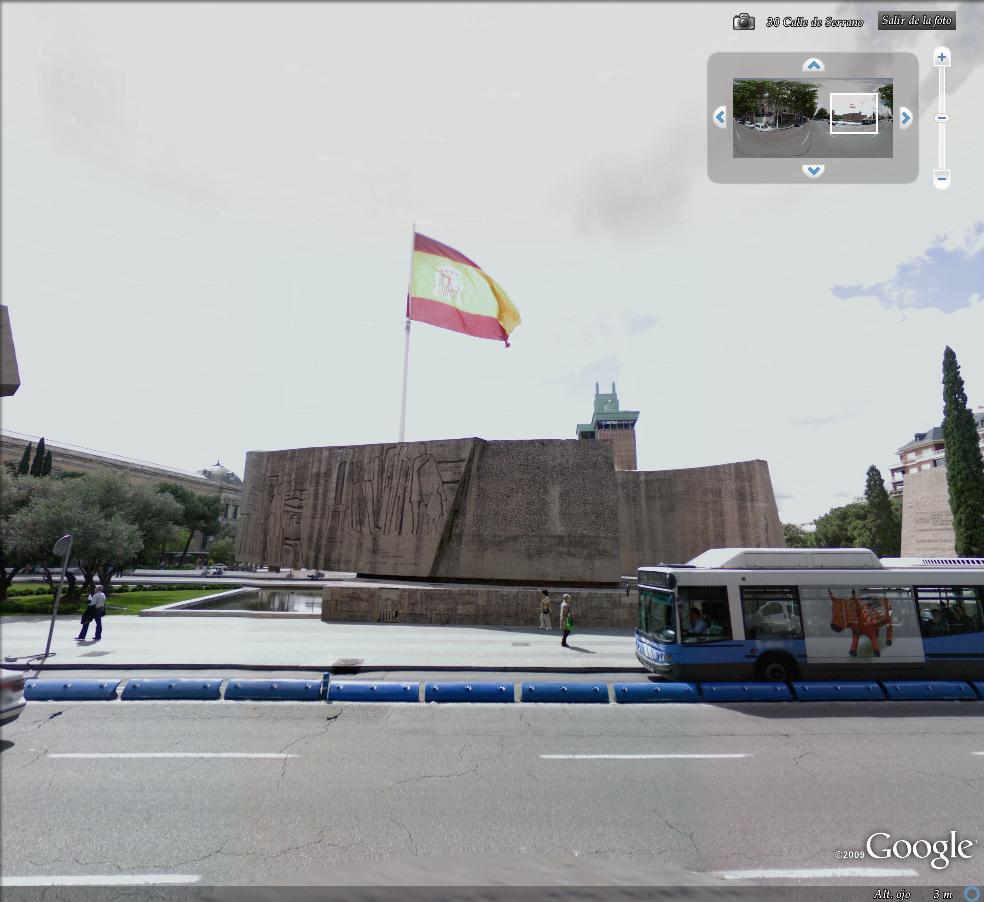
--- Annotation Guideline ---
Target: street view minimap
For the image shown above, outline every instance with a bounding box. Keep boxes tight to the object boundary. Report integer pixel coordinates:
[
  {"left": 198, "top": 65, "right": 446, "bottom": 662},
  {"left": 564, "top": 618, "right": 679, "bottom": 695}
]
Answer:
[{"left": 1, "top": 3, "right": 982, "bottom": 902}]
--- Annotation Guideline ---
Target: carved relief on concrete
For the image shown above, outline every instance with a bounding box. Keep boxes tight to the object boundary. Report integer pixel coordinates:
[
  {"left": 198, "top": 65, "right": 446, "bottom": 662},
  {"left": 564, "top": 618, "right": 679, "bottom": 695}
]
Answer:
[
  {"left": 327, "top": 443, "right": 462, "bottom": 538},
  {"left": 238, "top": 440, "right": 476, "bottom": 572}
]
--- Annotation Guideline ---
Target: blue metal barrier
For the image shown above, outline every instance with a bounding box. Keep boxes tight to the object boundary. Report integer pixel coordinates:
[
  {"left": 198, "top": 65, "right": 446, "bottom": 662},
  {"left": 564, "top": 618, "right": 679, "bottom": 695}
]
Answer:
[
  {"left": 24, "top": 679, "right": 120, "bottom": 701},
  {"left": 520, "top": 682, "right": 609, "bottom": 703},
  {"left": 972, "top": 681, "right": 984, "bottom": 700},
  {"left": 224, "top": 679, "right": 323, "bottom": 701},
  {"left": 328, "top": 681, "right": 420, "bottom": 702},
  {"left": 882, "top": 680, "right": 977, "bottom": 701},
  {"left": 792, "top": 681, "right": 885, "bottom": 702},
  {"left": 613, "top": 682, "right": 701, "bottom": 703},
  {"left": 700, "top": 682, "right": 793, "bottom": 702},
  {"left": 121, "top": 678, "right": 222, "bottom": 701},
  {"left": 425, "top": 682, "right": 514, "bottom": 703}
]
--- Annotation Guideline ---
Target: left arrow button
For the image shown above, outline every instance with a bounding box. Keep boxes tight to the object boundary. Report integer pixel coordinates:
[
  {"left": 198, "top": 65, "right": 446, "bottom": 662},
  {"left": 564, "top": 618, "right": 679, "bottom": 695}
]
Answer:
[{"left": 713, "top": 105, "right": 727, "bottom": 129}]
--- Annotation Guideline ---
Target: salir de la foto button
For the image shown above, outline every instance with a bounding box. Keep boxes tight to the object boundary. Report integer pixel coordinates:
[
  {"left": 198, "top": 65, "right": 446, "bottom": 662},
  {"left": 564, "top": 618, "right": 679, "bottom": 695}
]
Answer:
[{"left": 878, "top": 10, "right": 956, "bottom": 29}]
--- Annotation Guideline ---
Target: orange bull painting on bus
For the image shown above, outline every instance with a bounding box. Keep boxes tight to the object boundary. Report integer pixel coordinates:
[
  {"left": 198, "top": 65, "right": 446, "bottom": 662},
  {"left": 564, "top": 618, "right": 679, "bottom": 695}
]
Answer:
[{"left": 828, "top": 589, "right": 894, "bottom": 657}]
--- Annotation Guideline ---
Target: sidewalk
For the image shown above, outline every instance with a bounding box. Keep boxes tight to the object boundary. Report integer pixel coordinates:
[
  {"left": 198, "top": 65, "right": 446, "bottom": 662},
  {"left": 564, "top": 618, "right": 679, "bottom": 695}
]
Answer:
[{"left": 0, "top": 615, "right": 641, "bottom": 672}]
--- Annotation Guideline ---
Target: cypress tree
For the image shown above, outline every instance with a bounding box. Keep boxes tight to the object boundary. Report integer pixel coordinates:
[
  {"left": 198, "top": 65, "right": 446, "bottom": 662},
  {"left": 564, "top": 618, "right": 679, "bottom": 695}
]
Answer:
[
  {"left": 941, "top": 346, "right": 984, "bottom": 556},
  {"left": 29, "top": 437, "right": 46, "bottom": 477},
  {"left": 41, "top": 450, "right": 53, "bottom": 476},
  {"left": 17, "top": 443, "right": 32, "bottom": 475},
  {"left": 864, "top": 464, "right": 900, "bottom": 557}
]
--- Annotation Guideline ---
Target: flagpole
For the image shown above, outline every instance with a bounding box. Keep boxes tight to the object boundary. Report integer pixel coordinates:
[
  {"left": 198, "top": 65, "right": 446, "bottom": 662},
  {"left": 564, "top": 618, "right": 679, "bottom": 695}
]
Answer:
[{"left": 399, "top": 223, "right": 415, "bottom": 442}]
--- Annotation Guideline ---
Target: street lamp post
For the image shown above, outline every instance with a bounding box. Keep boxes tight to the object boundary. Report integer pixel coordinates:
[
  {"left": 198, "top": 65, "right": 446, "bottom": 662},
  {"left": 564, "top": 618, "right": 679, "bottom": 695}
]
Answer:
[{"left": 38, "top": 534, "right": 73, "bottom": 670}]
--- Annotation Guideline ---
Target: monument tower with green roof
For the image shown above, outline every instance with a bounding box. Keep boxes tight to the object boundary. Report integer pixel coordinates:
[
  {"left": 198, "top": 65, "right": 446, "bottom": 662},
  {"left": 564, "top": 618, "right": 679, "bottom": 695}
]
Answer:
[{"left": 576, "top": 382, "right": 639, "bottom": 471}]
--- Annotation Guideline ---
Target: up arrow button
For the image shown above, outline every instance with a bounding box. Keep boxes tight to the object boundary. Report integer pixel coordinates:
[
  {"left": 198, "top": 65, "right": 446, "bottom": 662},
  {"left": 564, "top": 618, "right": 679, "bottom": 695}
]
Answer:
[{"left": 802, "top": 58, "right": 825, "bottom": 72}]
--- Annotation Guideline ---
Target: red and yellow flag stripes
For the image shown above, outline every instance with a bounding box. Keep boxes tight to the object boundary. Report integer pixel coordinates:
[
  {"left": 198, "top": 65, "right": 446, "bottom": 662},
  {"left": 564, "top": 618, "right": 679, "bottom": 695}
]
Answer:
[{"left": 407, "top": 233, "right": 521, "bottom": 346}]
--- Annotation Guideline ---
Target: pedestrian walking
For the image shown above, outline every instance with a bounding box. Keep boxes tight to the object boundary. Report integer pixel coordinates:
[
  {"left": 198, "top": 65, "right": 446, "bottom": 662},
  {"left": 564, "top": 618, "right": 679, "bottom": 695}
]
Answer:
[
  {"left": 77, "top": 584, "right": 106, "bottom": 641},
  {"left": 539, "top": 589, "right": 552, "bottom": 630},
  {"left": 560, "top": 593, "right": 573, "bottom": 647}
]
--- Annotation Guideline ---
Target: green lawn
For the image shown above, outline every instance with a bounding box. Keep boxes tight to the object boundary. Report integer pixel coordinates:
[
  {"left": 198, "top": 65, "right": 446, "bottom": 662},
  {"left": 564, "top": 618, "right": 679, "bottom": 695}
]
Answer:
[{"left": 0, "top": 588, "right": 226, "bottom": 616}]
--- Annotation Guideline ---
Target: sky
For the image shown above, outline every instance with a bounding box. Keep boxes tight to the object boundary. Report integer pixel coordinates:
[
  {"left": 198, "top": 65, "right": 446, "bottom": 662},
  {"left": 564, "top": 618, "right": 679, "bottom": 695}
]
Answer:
[{"left": 2, "top": 1, "right": 982, "bottom": 524}]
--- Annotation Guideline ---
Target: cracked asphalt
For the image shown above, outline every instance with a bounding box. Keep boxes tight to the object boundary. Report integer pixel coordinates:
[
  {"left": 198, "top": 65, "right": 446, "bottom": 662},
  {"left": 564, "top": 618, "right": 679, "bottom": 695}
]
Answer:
[{"left": 1, "top": 701, "right": 983, "bottom": 887}]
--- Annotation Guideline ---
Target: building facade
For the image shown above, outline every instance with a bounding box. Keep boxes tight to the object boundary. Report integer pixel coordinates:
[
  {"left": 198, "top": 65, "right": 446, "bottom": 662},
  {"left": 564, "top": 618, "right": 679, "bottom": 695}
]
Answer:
[
  {"left": 197, "top": 461, "right": 244, "bottom": 537},
  {"left": 576, "top": 382, "right": 639, "bottom": 471},
  {"left": 0, "top": 306, "right": 20, "bottom": 397},
  {"left": 890, "top": 410, "right": 984, "bottom": 496}
]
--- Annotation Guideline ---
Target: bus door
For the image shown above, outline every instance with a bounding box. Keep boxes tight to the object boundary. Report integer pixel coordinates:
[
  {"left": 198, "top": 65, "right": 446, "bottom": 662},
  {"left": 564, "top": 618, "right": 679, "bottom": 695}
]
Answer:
[{"left": 636, "top": 587, "right": 677, "bottom": 666}]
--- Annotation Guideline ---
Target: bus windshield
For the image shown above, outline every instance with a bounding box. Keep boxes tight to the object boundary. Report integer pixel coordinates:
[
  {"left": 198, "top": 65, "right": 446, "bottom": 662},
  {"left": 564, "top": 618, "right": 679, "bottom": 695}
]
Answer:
[{"left": 639, "top": 587, "right": 677, "bottom": 643}]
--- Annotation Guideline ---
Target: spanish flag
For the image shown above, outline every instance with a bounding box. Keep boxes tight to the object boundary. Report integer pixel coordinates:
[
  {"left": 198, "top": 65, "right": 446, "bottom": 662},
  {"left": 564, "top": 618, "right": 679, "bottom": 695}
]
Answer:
[{"left": 407, "top": 233, "right": 521, "bottom": 346}]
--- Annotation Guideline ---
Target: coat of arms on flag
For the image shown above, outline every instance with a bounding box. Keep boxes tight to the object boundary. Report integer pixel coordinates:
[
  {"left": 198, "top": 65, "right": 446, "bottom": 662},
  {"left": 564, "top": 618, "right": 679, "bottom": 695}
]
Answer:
[{"left": 407, "top": 232, "right": 521, "bottom": 346}]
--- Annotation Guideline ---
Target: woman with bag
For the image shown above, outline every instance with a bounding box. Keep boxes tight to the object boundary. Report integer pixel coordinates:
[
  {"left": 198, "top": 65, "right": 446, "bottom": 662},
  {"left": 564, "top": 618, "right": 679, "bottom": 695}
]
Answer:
[{"left": 560, "top": 593, "right": 573, "bottom": 648}]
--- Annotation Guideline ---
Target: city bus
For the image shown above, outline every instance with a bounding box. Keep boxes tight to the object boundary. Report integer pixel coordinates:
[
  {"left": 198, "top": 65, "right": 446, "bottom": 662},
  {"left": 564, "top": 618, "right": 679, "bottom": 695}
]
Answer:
[{"left": 635, "top": 548, "right": 984, "bottom": 682}]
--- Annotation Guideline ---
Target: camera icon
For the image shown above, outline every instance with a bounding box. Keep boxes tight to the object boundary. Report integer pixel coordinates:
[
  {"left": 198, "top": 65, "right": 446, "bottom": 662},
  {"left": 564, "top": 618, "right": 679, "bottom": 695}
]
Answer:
[{"left": 733, "top": 12, "right": 756, "bottom": 30}]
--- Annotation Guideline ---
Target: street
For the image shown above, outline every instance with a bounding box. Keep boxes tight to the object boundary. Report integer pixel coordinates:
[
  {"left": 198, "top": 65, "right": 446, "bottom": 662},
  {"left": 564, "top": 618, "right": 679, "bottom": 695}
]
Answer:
[
  {"left": 734, "top": 121, "right": 893, "bottom": 158},
  {"left": 2, "top": 700, "right": 982, "bottom": 888}
]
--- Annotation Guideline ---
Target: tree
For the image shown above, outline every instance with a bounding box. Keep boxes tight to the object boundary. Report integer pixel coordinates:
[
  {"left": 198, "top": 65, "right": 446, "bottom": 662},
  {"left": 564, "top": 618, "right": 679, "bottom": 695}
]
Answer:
[
  {"left": 41, "top": 450, "right": 53, "bottom": 476},
  {"left": 783, "top": 523, "right": 815, "bottom": 548},
  {"left": 76, "top": 474, "right": 182, "bottom": 592},
  {"left": 17, "top": 443, "right": 32, "bottom": 476},
  {"left": 942, "top": 346, "right": 984, "bottom": 556},
  {"left": 733, "top": 79, "right": 818, "bottom": 125},
  {"left": 207, "top": 535, "right": 236, "bottom": 565},
  {"left": 29, "top": 437, "right": 47, "bottom": 477},
  {"left": 864, "top": 465, "right": 901, "bottom": 557},
  {"left": 814, "top": 107, "right": 829, "bottom": 120},
  {"left": 878, "top": 83, "right": 893, "bottom": 115},
  {"left": 0, "top": 470, "right": 55, "bottom": 600},
  {"left": 157, "top": 483, "right": 223, "bottom": 567},
  {"left": 813, "top": 502, "right": 871, "bottom": 549},
  {"left": 7, "top": 473, "right": 182, "bottom": 595}
]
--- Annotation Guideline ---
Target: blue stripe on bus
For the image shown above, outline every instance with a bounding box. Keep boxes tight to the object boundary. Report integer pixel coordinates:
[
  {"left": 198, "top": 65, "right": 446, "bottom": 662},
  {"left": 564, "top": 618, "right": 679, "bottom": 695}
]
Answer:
[
  {"left": 922, "top": 633, "right": 984, "bottom": 658},
  {"left": 635, "top": 632, "right": 806, "bottom": 665}
]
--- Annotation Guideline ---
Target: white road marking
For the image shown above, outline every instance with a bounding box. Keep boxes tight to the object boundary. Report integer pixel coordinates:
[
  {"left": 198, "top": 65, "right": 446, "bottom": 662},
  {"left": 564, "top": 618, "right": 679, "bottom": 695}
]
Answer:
[
  {"left": 539, "top": 753, "right": 750, "bottom": 759},
  {"left": 714, "top": 867, "right": 918, "bottom": 880},
  {"left": 1, "top": 874, "right": 201, "bottom": 886},
  {"left": 47, "top": 753, "right": 297, "bottom": 759}
]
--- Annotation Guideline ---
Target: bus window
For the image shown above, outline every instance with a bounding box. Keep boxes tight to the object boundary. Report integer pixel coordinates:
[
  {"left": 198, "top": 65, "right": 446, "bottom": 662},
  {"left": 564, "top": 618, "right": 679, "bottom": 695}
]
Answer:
[
  {"left": 678, "top": 586, "right": 731, "bottom": 643},
  {"left": 639, "top": 588, "right": 677, "bottom": 643},
  {"left": 916, "top": 587, "right": 984, "bottom": 637},
  {"left": 741, "top": 586, "right": 803, "bottom": 639}
]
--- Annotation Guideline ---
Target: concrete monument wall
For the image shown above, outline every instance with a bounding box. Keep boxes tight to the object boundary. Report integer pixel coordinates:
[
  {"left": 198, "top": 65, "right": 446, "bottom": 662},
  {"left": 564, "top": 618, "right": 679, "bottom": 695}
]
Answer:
[
  {"left": 901, "top": 467, "right": 956, "bottom": 557},
  {"left": 236, "top": 439, "right": 480, "bottom": 579},
  {"left": 237, "top": 438, "right": 782, "bottom": 589},
  {"left": 617, "top": 459, "right": 784, "bottom": 574},
  {"left": 430, "top": 440, "right": 620, "bottom": 584}
]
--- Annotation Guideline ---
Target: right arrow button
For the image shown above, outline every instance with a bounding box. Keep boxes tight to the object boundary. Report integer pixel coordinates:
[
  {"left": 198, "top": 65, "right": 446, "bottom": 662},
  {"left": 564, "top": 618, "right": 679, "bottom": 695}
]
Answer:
[{"left": 899, "top": 106, "right": 913, "bottom": 130}]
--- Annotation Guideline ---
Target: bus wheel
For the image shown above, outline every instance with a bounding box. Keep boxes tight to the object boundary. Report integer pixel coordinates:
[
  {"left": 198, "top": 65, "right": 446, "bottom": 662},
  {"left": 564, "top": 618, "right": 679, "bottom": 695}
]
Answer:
[{"left": 755, "top": 654, "right": 798, "bottom": 682}]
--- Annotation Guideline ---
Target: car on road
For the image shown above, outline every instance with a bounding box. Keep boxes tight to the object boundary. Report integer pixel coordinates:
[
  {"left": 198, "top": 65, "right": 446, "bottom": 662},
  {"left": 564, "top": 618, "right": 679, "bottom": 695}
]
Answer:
[{"left": 1, "top": 669, "right": 27, "bottom": 727}]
